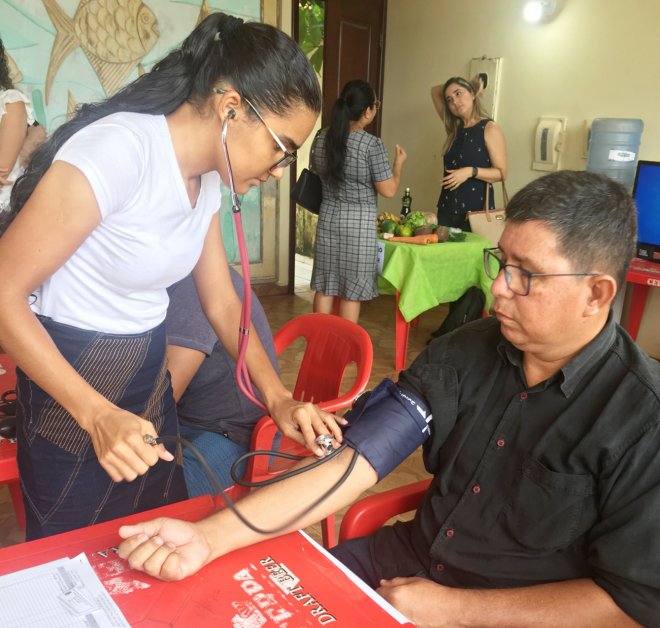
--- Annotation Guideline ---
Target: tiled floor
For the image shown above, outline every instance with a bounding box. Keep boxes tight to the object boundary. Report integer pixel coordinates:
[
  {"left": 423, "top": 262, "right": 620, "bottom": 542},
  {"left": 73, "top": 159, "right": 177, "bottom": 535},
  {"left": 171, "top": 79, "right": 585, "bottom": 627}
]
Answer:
[{"left": 0, "top": 281, "right": 448, "bottom": 548}]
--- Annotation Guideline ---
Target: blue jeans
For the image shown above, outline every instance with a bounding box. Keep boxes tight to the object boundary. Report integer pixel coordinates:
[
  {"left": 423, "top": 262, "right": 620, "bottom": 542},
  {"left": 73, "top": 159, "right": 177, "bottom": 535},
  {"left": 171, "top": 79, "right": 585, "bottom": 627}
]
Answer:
[{"left": 179, "top": 424, "right": 248, "bottom": 496}]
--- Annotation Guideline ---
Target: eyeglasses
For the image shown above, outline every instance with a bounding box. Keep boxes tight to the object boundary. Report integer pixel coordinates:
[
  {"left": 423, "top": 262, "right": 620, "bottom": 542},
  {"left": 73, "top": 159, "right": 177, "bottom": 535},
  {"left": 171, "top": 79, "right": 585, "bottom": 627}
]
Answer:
[
  {"left": 483, "top": 247, "right": 599, "bottom": 297},
  {"left": 373, "top": 100, "right": 381, "bottom": 110},
  {"left": 214, "top": 88, "right": 297, "bottom": 173}
]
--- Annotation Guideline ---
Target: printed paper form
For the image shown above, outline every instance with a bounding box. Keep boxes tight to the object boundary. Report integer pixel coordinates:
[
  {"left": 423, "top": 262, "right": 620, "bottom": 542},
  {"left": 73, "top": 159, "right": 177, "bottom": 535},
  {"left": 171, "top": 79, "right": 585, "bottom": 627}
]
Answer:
[{"left": 0, "top": 552, "right": 130, "bottom": 628}]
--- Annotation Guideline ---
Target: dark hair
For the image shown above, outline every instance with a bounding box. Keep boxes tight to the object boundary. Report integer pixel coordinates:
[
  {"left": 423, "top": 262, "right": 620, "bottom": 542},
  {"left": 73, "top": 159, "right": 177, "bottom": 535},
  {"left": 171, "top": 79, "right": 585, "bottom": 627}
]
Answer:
[
  {"left": 0, "top": 39, "right": 14, "bottom": 91},
  {"left": 323, "top": 79, "right": 376, "bottom": 185},
  {"left": 3, "top": 13, "right": 321, "bottom": 231},
  {"left": 505, "top": 170, "right": 637, "bottom": 289}
]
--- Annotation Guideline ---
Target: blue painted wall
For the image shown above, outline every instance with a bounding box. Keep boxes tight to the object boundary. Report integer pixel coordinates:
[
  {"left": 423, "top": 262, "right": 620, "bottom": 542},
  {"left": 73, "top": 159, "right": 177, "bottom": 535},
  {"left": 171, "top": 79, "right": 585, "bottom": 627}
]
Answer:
[{"left": 0, "top": 0, "right": 263, "bottom": 263}]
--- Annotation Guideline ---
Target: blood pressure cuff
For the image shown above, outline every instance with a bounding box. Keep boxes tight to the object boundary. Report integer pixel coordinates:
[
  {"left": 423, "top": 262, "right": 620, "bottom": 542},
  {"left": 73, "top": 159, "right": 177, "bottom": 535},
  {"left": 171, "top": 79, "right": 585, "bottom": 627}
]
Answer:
[{"left": 343, "top": 378, "right": 432, "bottom": 480}]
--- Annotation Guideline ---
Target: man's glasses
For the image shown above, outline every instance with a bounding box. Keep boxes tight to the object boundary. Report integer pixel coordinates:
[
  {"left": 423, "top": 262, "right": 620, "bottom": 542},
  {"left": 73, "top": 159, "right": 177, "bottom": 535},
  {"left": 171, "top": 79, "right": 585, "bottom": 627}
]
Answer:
[
  {"left": 215, "top": 88, "right": 296, "bottom": 174},
  {"left": 483, "top": 247, "right": 599, "bottom": 296}
]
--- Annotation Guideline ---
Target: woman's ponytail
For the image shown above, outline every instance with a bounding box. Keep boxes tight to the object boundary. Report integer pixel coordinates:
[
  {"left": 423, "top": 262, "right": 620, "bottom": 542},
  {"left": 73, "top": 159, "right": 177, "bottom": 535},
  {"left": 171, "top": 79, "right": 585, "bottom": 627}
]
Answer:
[{"left": 323, "top": 80, "right": 375, "bottom": 186}]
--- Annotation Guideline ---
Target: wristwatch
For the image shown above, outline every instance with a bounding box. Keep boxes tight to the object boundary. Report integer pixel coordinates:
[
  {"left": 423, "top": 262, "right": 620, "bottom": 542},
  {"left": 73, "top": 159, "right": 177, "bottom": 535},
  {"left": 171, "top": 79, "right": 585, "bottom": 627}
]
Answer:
[{"left": 471, "top": 166, "right": 478, "bottom": 178}]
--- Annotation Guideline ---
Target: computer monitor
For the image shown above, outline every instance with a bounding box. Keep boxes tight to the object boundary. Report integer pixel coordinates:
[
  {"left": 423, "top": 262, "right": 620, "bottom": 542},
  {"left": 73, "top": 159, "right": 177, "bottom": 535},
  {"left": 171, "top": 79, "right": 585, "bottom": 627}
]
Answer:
[{"left": 632, "top": 160, "right": 660, "bottom": 262}]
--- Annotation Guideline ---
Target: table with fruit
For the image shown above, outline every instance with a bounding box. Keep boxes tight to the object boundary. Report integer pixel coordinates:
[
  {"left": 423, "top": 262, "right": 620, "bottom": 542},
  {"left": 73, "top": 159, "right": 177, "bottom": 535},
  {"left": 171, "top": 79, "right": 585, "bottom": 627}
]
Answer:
[{"left": 375, "top": 211, "right": 493, "bottom": 370}]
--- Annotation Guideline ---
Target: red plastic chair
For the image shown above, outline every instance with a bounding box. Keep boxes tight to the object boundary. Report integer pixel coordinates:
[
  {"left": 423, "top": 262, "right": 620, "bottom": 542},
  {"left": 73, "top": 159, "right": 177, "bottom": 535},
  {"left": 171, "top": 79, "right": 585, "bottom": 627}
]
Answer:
[
  {"left": 338, "top": 478, "right": 432, "bottom": 543},
  {"left": 243, "top": 313, "right": 374, "bottom": 548},
  {"left": 0, "top": 354, "right": 24, "bottom": 530}
]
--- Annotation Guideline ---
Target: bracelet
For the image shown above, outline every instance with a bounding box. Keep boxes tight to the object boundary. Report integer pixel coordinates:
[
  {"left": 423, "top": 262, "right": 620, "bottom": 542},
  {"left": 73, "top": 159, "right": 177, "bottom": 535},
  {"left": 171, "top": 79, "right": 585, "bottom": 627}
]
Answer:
[{"left": 472, "top": 166, "right": 478, "bottom": 178}]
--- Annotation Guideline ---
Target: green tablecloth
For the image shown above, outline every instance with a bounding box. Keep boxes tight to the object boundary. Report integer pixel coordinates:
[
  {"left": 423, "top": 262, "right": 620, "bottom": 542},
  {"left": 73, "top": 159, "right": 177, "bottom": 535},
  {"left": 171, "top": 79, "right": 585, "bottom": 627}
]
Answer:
[{"left": 377, "top": 233, "right": 494, "bottom": 322}]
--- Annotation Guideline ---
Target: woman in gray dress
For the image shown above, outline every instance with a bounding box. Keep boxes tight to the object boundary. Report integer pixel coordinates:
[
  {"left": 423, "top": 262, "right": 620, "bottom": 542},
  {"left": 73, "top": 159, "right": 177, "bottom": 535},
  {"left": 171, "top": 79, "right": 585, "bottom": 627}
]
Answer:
[{"left": 310, "top": 80, "right": 406, "bottom": 324}]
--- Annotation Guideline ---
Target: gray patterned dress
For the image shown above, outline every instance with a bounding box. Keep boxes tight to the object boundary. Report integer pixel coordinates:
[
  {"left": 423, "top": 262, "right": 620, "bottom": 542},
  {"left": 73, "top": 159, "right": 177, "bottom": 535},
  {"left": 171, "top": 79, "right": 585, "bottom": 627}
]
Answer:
[{"left": 310, "top": 129, "right": 392, "bottom": 301}]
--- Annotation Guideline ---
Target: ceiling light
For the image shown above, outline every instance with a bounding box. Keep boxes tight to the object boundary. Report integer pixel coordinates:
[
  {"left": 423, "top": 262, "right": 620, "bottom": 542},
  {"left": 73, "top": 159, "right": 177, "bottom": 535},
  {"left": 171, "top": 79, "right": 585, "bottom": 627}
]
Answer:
[{"left": 523, "top": 0, "right": 557, "bottom": 23}]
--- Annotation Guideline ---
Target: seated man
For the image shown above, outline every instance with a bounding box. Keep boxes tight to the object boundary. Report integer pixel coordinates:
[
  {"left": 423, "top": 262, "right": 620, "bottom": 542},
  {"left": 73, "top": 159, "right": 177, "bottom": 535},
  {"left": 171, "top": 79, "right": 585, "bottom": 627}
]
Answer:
[
  {"left": 166, "top": 268, "right": 279, "bottom": 494},
  {"left": 119, "top": 171, "right": 658, "bottom": 627}
]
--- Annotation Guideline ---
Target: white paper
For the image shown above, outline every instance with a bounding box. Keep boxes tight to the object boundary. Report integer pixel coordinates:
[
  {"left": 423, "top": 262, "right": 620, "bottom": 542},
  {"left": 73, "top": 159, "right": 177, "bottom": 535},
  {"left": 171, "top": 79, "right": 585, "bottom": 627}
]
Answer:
[{"left": 0, "top": 552, "right": 130, "bottom": 627}]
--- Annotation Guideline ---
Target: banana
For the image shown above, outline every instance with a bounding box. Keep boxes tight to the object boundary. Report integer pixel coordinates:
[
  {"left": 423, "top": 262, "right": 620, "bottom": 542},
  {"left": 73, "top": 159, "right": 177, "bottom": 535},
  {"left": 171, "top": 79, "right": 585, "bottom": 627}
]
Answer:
[{"left": 376, "top": 212, "right": 400, "bottom": 227}]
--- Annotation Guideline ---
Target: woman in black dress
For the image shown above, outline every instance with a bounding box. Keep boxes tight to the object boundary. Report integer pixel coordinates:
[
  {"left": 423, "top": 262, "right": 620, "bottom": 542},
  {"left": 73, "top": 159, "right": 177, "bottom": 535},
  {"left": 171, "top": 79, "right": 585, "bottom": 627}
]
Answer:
[{"left": 430, "top": 75, "right": 507, "bottom": 230}]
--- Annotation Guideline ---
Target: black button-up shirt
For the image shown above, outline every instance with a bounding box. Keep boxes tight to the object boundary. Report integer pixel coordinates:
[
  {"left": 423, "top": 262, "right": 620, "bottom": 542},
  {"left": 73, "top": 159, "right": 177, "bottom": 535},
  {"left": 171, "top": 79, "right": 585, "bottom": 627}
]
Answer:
[{"left": 372, "top": 316, "right": 660, "bottom": 626}]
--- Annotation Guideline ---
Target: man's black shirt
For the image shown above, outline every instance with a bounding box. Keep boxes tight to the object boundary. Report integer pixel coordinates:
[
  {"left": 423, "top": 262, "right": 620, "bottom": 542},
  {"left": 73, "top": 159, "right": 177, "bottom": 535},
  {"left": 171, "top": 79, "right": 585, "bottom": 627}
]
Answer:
[{"left": 372, "top": 316, "right": 660, "bottom": 625}]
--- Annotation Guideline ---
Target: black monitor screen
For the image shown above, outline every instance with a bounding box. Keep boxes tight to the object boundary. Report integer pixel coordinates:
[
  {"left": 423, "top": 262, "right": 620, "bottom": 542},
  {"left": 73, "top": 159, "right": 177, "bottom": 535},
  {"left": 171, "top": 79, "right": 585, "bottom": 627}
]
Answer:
[{"left": 632, "top": 160, "right": 660, "bottom": 259}]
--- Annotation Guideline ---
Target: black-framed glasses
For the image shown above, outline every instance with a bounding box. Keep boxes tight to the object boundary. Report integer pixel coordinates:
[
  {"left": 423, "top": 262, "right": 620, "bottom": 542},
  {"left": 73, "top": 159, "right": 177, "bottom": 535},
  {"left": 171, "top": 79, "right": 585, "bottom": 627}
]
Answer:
[
  {"left": 483, "top": 247, "right": 599, "bottom": 297},
  {"left": 214, "top": 88, "right": 297, "bottom": 173}
]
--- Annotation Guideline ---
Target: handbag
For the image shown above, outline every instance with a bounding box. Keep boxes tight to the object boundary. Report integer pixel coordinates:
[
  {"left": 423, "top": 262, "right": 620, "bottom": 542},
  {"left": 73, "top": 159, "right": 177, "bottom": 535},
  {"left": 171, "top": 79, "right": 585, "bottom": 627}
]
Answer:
[
  {"left": 467, "top": 171, "right": 509, "bottom": 245},
  {"left": 291, "top": 167, "right": 322, "bottom": 215},
  {"left": 291, "top": 130, "right": 323, "bottom": 215}
]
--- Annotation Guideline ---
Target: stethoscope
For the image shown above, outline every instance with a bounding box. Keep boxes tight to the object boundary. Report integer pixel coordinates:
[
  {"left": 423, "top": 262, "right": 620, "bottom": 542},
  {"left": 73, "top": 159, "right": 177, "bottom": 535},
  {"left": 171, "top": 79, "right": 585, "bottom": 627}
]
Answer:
[
  {"left": 220, "top": 113, "right": 265, "bottom": 412},
  {"left": 149, "top": 115, "right": 354, "bottom": 535}
]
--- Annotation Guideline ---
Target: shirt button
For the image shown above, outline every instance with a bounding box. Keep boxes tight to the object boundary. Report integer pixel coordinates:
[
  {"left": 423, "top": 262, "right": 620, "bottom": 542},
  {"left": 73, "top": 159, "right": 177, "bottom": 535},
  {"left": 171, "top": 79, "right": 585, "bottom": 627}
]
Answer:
[
  {"left": 471, "top": 484, "right": 481, "bottom": 494},
  {"left": 445, "top": 528, "right": 455, "bottom": 538},
  {"left": 520, "top": 392, "right": 528, "bottom": 400},
  {"left": 436, "top": 563, "right": 445, "bottom": 572},
  {"left": 496, "top": 438, "right": 506, "bottom": 448}
]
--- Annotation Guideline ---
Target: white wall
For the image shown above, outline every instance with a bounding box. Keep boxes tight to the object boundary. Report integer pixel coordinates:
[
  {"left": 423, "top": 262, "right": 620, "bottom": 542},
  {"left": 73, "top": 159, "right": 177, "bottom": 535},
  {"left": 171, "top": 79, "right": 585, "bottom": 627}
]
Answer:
[{"left": 378, "top": 0, "right": 660, "bottom": 357}]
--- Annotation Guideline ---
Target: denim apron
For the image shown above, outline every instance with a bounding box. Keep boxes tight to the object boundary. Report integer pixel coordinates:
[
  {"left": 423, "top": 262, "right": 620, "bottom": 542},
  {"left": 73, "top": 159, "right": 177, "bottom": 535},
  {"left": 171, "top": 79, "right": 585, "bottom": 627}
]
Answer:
[{"left": 16, "top": 316, "right": 188, "bottom": 540}]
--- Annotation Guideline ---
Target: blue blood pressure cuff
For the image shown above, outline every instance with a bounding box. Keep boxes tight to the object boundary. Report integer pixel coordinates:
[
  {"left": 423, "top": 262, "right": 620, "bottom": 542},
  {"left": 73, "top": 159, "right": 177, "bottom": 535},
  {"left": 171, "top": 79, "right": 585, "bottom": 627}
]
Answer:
[{"left": 343, "top": 379, "right": 432, "bottom": 480}]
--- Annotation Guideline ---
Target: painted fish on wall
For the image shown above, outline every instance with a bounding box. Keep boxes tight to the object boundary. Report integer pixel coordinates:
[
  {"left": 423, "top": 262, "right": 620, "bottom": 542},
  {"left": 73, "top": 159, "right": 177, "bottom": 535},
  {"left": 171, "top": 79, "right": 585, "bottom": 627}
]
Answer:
[{"left": 43, "top": 0, "right": 160, "bottom": 103}]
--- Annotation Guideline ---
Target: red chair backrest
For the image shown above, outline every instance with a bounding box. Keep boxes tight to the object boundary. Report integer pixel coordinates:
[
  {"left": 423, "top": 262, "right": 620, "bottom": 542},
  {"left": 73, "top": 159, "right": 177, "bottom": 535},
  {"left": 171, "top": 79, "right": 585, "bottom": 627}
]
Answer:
[
  {"left": 245, "top": 313, "right": 374, "bottom": 484},
  {"left": 273, "top": 312, "right": 373, "bottom": 413},
  {"left": 338, "top": 478, "right": 432, "bottom": 543}
]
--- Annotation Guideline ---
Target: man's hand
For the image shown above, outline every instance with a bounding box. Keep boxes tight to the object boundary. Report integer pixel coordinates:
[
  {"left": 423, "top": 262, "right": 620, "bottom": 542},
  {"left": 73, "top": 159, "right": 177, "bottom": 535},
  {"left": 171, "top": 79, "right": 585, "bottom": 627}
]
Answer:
[
  {"left": 378, "top": 577, "right": 452, "bottom": 627},
  {"left": 269, "top": 396, "right": 347, "bottom": 457},
  {"left": 118, "top": 518, "right": 212, "bottom": 581}
]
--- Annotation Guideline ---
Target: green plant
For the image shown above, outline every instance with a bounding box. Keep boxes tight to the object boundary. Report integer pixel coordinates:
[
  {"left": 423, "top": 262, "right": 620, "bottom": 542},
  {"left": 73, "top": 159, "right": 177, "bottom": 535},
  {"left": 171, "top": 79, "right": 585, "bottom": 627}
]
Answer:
[{"left": 299, "top": 1, "right": 324, "bottom": 75}]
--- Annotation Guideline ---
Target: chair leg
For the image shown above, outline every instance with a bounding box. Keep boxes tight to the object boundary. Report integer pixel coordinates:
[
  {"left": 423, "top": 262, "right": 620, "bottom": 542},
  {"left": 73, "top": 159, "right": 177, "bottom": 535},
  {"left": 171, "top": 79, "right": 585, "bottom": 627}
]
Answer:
[
  {"left": 8, "top": 481, "right": 25, "bottom": 530},
  {"left": 321, "top": 514, "right": 336, "bottom": 549}
]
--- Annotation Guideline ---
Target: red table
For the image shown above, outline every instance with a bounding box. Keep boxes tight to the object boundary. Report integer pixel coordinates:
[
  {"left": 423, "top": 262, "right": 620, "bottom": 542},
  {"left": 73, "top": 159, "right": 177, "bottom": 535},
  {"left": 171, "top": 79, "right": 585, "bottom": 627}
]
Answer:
[
  {"left": 0, "top": 354, "right": 21, "bottom": 528},
  {"left": 0, "top": 495, "right": 412, "bottom": 626},
  {"left": 624, "top": 257, "right": 660, "bottom": 340}
]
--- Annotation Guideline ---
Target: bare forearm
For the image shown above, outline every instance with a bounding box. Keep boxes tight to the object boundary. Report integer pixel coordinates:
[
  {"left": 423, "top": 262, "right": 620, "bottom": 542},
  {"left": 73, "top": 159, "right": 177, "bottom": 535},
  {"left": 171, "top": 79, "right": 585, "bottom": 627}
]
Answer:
[
  {"left": 200, "top": 449, "right": 377, "bottom": 560},
  {"left": 204, "top": 294, "right": 288, "bottom": 408},
  {"left": 430, "top": 85, "right": 445, "bottom": 117},
  {"left": 399, "top": 578, "right": 639, "bottom": 628},
  {"left": 473, "top": 166, "right": 504, "bottom": 184},
  {"left": 0, "top": 102, "right": 28, "bottom": 174}
]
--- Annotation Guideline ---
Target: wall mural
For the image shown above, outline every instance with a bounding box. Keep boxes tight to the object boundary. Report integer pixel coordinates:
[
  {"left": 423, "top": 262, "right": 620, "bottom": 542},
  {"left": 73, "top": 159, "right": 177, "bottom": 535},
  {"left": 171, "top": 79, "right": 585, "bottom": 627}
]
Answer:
[{"left": 1, "top": 0, "right": 263, "bottom": 265}]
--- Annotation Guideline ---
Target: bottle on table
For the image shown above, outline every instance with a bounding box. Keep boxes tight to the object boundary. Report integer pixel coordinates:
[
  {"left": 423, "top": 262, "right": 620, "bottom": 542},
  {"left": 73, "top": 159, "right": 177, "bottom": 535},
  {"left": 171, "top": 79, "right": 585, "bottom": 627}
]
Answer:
[{"left": 400, "top": 187, "right": 412, "bottom": 219}]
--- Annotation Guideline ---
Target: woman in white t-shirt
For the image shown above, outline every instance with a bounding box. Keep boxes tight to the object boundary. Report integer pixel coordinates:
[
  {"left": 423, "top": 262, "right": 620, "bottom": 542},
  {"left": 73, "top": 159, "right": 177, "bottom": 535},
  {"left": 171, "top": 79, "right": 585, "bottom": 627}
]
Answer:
[
  {"left": 0, "top": 38, "right": 35, "bottom": 213},
  {"left": 0, "top": 14, "right": 342, "bottom": 540}
]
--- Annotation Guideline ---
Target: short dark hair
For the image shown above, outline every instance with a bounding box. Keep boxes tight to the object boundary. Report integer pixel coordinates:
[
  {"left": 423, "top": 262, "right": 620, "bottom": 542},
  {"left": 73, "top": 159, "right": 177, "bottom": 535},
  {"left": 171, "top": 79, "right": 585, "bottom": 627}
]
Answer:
[{"left": 505, "top": 170, "right": 637, "bottom": 289}]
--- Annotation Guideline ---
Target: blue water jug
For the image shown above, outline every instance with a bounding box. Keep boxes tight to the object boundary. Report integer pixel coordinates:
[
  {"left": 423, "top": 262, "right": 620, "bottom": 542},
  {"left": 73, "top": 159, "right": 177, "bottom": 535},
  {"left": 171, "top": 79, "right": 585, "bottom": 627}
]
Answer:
[{"left": 586, "top": 118, "right": 644, "bottom": 190}]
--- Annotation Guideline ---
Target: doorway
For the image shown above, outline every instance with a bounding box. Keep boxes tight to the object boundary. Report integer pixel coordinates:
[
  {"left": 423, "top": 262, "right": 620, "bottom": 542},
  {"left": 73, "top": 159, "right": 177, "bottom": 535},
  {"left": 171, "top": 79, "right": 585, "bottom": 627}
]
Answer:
[{"left": 291, "top": 0, "right": 387, "bottom": 294}]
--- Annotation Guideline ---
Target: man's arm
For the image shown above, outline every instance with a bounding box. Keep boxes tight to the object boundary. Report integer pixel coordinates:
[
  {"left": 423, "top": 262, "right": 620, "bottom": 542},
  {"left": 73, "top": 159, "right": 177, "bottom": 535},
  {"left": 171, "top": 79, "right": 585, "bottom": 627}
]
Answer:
[
  {"left": 118, "top": 446, "right": 378, "bottom": 580},
  {"left": 166, "top": 344, "right": 205, "bottom": 402},
  {"left": 377, "top": 576, "right": 641, "bottom": 628}
]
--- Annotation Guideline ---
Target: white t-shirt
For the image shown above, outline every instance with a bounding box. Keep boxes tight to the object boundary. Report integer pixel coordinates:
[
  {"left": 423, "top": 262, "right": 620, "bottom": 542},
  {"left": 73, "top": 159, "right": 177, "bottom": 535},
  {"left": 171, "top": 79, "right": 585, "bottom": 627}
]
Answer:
[
  {"left": 0, "top": 88, "right": 36, "bottom": 212},
  {"left": 31, "top": 112, "right": 221, "bottom": 334}
]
